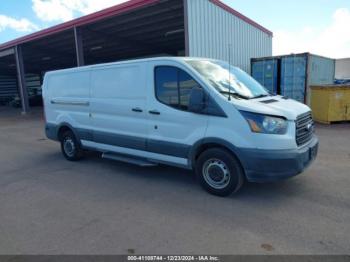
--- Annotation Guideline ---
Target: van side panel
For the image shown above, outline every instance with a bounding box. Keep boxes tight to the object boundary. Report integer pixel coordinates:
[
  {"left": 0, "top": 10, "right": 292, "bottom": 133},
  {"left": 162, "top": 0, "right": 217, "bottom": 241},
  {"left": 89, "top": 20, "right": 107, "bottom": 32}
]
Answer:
[
  {"left": 90, "top": 64, "right": 148, "bottom": 151},
  {"left": 49, "top": 72, "right": 90, "bottom": 98},
  {"left": 46, "top": 71, "right": 91, "bottom": 138}
]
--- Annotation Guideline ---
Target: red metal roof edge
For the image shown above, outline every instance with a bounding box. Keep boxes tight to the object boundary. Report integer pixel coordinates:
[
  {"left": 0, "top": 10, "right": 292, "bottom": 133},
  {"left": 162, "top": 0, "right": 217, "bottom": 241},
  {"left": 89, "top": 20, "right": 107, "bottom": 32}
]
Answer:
[
  {"left": 209, "top": 0, "right": 273, "bottom": 37},
  {"left": 0, "top": 0, "right": 159, "bottom": 51}
]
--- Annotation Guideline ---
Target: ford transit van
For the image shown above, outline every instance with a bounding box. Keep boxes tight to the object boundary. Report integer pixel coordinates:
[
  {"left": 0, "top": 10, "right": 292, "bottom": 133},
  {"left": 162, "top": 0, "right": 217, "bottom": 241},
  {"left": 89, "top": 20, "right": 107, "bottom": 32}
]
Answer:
[{"left": 43, "top": 57, "right": 318, "bottom": 196}]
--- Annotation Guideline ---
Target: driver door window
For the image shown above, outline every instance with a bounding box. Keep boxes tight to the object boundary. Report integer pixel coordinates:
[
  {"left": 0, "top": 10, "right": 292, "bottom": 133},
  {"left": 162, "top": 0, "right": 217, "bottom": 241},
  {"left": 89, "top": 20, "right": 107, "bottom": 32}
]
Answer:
[{"left": 155, "top": 66, "right": 202, "bottom": 111}]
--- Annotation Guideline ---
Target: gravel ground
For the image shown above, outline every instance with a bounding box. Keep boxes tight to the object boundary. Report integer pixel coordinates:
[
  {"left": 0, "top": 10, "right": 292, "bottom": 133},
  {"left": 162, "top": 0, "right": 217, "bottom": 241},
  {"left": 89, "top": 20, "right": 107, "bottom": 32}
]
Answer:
[{"left": 0, "top": 108, "right": 349, "bottom": 255}]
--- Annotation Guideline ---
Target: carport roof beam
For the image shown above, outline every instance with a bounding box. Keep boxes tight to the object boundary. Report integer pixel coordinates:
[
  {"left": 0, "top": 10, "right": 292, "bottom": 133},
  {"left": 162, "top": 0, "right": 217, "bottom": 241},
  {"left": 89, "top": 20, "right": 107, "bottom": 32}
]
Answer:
[{"left": 0, "top": 48, "right": 14, "bottom": 58}]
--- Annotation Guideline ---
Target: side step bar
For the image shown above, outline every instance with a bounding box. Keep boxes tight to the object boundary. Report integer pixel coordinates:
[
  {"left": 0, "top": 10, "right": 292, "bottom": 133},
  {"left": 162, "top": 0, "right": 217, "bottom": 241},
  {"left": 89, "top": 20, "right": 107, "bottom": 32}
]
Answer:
[{"left": 102, "top": 152, "right": 158, "bottom": 167}]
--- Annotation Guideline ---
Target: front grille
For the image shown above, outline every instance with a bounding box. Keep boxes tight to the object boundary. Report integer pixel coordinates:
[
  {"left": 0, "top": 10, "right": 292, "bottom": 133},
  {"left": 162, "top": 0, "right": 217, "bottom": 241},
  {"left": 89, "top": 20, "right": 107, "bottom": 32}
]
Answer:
[{"left": 296, "top": 112, "right": 314, "bottom": 146}]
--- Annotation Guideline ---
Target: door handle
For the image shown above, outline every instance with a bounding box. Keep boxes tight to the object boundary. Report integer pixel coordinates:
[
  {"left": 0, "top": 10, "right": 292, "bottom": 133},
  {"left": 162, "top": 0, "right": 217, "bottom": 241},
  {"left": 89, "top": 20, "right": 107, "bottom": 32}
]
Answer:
[
  {"left": 149, "top": 110, "right": 160, "bottom": 115},
  {"left": 132, "top": 108, "right": 143, "bottom": 113}
]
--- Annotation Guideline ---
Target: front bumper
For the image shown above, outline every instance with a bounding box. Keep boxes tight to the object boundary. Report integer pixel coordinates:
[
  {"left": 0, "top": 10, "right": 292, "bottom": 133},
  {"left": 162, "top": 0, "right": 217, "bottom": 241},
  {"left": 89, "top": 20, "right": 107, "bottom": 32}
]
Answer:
[{"left": 238, "top": 135, "right": 319, "bottom": 183}]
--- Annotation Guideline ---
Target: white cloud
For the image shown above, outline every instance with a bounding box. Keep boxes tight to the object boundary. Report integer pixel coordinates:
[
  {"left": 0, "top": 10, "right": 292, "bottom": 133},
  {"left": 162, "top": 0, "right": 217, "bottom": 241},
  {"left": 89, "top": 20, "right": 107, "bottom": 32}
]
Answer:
[
  {"left": 274, "top": 8, "right": 350, "bottom": 59},
  {"left": 32, "top": 0, "right": 77, "bottom": 22},
  {"left": 0, "top": 15, "right": 38, "bottom": 32},
  {"left": 78, "top": 0, "right": 129, "bottom": 14},
  {"left": 32, "top": 0, "right": 128, "bottom": 22}
]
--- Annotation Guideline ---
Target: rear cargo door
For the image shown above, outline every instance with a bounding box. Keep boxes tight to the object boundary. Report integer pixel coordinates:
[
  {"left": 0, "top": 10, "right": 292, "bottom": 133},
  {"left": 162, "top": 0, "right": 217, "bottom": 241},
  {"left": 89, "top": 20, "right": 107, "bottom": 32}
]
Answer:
[{"left": 47, "top": 71, "right": 91, "bottom": 131}]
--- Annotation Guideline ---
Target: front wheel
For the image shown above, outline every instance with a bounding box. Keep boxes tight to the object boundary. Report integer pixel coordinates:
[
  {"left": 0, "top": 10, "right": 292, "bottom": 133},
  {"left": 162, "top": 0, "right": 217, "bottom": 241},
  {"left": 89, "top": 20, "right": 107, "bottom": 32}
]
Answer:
[
  {"left": 196, "top": 148, "right": 244, "bottom": 197},
  {"left": 60, "top": 130, "right": 83, "bottom": 161}
]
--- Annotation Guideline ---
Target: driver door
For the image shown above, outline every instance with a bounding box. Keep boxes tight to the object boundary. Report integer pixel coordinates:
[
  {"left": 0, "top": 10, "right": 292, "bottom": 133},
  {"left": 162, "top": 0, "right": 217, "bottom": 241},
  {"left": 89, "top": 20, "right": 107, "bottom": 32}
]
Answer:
[{"left": 146, "top": 62, "right": 209, "bottom": 165}]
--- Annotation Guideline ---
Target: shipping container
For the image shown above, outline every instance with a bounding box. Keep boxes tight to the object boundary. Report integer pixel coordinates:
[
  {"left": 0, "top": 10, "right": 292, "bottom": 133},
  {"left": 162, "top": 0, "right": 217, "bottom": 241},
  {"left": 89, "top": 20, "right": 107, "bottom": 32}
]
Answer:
[
  {"left": 251, "top": 53, "right": 335, "bottom": 104},
  {"left": 251, "top": 58, "right": 279, "bottom": 94}
]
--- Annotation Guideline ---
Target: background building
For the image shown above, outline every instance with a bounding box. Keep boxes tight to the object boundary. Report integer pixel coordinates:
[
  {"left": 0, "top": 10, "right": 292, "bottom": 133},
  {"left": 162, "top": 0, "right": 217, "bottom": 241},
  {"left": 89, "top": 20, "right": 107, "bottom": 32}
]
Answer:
[
  {"left": 335, "top": 58, "right": 350, "bottom": 81},
  {"left": 0, "top": 0, "right": 272, "bottom": 113}
]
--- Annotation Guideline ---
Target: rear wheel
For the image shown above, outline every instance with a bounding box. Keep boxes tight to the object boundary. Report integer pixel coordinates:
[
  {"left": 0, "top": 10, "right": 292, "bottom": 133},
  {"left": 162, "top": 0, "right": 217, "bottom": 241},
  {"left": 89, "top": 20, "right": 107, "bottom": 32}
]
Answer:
[
  {"left": 196, "top": 148, "right": 244, "bottom": 196},
  {"left": 60, "top": 130, "right": 83, "bottom": 161}
]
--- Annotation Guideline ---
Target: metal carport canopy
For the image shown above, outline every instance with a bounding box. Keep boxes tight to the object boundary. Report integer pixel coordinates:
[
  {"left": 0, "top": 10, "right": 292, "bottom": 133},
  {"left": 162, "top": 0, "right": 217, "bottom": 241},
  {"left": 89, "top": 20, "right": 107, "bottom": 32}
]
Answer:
[
  {"left": 0, "top": 0, "right": 161, "bottom": 51},
  {"left": 0, "top": 0, "right": 187, "bottom": 113},
  {"left": 0, "top": 0, "right": 272, "bottom": 114}
]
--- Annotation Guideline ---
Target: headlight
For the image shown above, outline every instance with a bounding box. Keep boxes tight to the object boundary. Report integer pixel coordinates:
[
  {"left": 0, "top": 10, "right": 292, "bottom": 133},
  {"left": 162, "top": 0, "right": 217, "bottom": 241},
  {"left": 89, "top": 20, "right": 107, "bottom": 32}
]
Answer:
[{"left": 240, "top": 111, "right": 288, "bottom": 135}]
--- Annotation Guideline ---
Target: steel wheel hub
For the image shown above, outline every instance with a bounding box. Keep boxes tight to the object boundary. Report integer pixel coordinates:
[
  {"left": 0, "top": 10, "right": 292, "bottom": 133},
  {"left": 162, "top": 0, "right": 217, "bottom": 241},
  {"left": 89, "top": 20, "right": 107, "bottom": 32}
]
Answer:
[
  {"left": 63, "top": 138, "right": 75, "bottom": 157},
  {"left": 203, "top": 159, "right": 231, "bottom": 189}
]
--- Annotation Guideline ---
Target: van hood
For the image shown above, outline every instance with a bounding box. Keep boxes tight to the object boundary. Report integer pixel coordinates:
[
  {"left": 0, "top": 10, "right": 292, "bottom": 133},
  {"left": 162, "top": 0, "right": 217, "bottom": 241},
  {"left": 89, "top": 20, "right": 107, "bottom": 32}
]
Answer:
[{"left": 231, "top": 95, "right": 311, "bottom": 120}]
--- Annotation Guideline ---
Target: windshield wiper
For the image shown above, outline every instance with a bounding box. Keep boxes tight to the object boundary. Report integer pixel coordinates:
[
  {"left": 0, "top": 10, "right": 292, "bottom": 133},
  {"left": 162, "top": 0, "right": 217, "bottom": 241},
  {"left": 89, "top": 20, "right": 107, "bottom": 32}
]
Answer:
[
  {"left": 219, "top": 91, "right": 250, "bottom": 100},
  {"left": 252, "top": 94, "right": 270, "bottom": 99}
]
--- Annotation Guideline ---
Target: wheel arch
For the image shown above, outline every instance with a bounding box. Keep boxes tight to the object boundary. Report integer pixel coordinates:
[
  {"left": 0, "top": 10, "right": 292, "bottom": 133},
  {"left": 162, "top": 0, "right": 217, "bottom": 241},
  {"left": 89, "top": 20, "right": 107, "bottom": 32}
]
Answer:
[
  {"left": 57, "top": 122, "right": 80, "bottom": 143},
  {"left": 189, "top": 138, "right": 245, "bottom": 171}
]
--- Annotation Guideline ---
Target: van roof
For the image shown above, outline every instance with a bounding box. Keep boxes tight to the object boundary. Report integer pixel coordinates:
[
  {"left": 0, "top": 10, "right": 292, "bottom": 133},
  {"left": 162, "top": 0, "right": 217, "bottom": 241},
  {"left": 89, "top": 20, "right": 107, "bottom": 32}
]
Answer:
[{"left": 44, "top": 57, "right": 219, "bottom": 75}]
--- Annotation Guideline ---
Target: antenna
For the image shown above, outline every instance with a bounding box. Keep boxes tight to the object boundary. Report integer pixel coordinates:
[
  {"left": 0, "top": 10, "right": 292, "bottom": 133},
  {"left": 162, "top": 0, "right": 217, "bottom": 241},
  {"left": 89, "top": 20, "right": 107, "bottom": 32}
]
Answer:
[{"left": 228, "top": 44, "right": 232, "bottom": 101}]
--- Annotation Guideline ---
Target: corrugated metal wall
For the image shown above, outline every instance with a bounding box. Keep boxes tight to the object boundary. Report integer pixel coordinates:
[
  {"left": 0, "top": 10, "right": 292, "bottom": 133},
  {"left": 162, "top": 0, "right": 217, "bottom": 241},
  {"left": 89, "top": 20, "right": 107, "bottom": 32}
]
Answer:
[
  {"left": 26, "top": 74, "right": 42, "bottom": 94},
  {"left": 186, "top": 0, "right": 272, "bottom": 73},
  {"left": 0, "top": 75, "right": 18, "bottom": 105},
  {"left": 0, "top": 74, "right": 41, "bottom": 106}
]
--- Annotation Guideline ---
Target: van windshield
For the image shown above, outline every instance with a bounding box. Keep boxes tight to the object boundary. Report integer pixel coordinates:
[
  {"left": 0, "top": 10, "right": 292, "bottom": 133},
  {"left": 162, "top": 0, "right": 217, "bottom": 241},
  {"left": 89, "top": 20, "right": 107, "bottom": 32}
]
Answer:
[{"left": 186, "top": 60, "right": 269, "bottom": 99}]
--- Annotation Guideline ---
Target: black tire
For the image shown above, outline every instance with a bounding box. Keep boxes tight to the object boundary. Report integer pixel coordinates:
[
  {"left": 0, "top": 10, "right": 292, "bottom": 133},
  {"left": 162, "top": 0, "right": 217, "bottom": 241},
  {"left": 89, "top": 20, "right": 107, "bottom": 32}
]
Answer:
[
  {"left": 195, "top": 148, "right": 244, "bottom": 197},
  {"left": 60, "top": 130, "right": 83, "bottom": 161}
]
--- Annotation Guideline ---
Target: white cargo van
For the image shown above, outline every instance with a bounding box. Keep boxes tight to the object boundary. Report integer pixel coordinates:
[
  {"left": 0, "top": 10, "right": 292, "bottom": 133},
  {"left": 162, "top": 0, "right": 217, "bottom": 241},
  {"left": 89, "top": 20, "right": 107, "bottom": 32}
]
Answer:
[{"left": 43, "top": 57, "right": 318, "bottom": 196}]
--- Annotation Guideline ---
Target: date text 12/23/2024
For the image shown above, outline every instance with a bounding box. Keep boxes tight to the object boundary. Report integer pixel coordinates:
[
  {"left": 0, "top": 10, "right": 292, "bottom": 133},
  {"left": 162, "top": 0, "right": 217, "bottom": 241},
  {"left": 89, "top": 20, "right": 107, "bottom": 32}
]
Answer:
[{"left": 128, "top": 256, "right": 219, "bottom": 261}]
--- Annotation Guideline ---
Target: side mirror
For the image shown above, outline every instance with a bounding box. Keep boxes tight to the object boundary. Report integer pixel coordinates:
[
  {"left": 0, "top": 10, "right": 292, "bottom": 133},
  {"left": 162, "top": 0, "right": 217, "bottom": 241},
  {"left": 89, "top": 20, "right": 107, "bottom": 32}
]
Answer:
[{"left": 189, "top": 87, "right": 206, "bottom": 113}]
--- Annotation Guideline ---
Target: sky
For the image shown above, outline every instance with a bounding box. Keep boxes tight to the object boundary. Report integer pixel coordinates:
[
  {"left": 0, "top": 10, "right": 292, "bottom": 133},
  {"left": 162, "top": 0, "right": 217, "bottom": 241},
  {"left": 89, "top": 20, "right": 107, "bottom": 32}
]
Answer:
[{"left": 0, "top": 0, "right": 349, "bottom": 58}]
